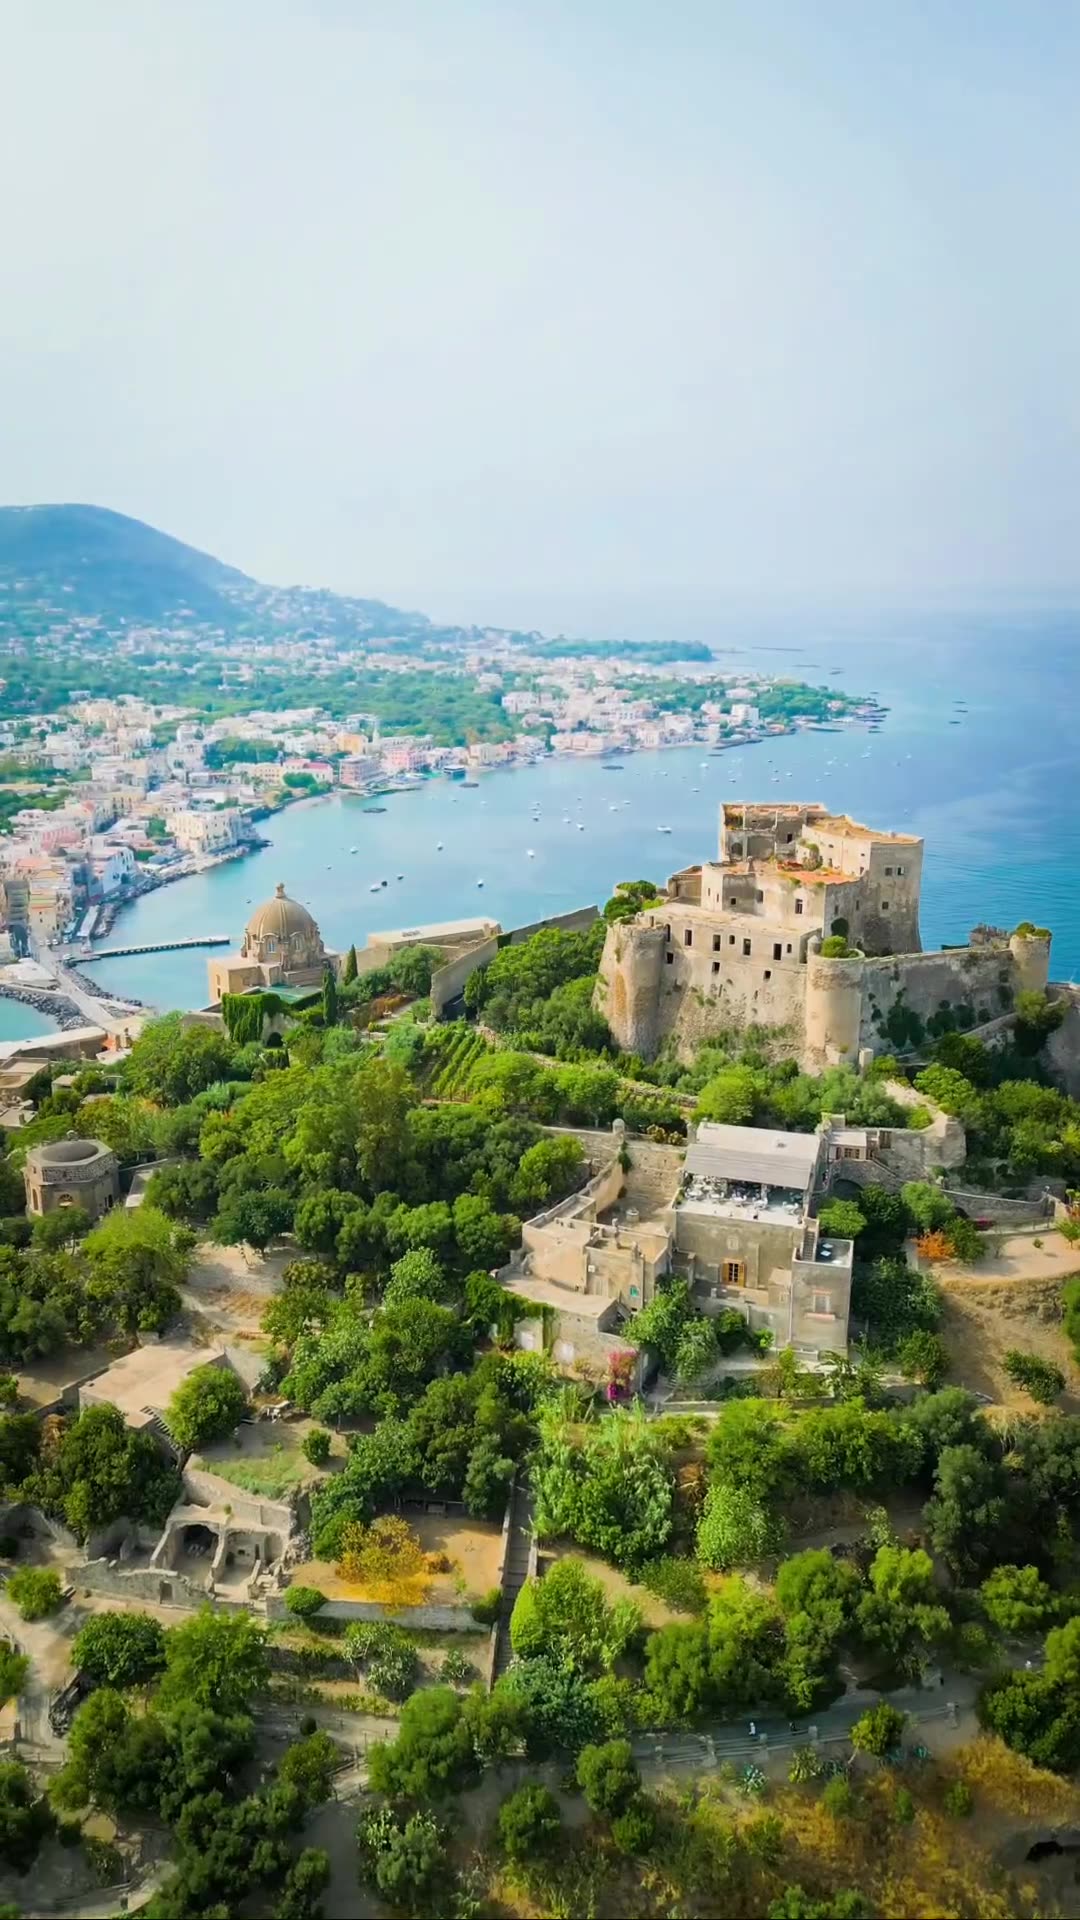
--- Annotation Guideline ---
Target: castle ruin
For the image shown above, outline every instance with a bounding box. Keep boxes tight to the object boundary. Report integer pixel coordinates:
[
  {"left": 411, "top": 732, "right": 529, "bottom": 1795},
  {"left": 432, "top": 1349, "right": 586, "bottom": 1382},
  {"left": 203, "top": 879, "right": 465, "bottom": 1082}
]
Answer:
[{"left": 596, "top": 801, "right": 1050, "bottom": 1069}]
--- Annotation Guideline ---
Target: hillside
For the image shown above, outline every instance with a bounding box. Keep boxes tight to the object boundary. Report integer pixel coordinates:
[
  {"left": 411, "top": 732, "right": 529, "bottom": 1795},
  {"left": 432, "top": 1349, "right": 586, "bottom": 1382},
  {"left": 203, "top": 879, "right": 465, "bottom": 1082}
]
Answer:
[{"left": 0, "top": 502, "right": 433, "bottom": 644}]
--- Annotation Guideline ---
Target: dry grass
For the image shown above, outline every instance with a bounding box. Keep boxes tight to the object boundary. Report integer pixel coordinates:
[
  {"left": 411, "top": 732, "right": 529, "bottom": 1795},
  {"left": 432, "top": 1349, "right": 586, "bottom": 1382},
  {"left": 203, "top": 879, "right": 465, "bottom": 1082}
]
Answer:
[{"left": 938, "top": 1273, "right": 1080, "bottom": 1414}]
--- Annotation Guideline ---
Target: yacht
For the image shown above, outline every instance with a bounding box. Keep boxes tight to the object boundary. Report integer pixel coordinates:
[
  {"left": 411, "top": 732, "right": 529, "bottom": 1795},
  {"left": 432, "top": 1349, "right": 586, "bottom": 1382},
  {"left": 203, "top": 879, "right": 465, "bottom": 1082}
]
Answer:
[{"left": 657, "top": 824, "right": 672, "bottom": 834}]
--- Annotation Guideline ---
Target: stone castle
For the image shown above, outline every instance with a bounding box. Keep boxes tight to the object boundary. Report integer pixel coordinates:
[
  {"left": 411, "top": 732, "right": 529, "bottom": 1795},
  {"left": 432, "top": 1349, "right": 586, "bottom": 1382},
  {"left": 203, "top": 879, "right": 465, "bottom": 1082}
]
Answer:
[{"left": 596, "top": 801, "right": 1051, "bottom": 1069}]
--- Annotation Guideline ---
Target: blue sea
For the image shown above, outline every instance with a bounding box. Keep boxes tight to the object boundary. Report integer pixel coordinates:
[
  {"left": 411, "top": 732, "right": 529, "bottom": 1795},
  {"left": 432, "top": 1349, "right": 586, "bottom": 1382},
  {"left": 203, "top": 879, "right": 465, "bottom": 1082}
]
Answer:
[{"left": 4, "top": 613, "right": 1078, "bottom": 1033}]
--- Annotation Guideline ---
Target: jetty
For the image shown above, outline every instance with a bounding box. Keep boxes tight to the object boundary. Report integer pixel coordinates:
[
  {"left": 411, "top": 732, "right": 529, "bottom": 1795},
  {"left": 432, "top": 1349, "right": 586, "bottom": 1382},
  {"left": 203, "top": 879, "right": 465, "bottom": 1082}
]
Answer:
[{"left": 79, "top": 935, "right": 230, "bottom": 961}]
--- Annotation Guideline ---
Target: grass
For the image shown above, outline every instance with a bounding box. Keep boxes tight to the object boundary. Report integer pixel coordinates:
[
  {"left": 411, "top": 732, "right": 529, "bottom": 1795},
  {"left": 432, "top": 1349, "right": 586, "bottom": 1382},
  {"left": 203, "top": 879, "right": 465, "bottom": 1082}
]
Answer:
[{"left": 203, "top": 1444, "right": 310, "bottom": 1499}]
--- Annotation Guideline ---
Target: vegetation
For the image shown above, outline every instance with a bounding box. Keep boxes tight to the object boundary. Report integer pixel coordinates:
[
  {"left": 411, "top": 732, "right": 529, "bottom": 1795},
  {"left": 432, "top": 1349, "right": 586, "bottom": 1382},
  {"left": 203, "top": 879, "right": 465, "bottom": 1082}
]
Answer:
[{"left": 165, "top": 1363, "right": 249, "bottom": 1451}]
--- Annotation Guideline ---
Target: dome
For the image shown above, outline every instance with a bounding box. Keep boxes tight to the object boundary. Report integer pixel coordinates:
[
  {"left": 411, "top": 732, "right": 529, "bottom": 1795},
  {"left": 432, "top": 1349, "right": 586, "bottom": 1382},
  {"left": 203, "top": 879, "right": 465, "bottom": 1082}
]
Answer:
[{"left": 244, "top": 883, "right": 319, "bottom": 948}]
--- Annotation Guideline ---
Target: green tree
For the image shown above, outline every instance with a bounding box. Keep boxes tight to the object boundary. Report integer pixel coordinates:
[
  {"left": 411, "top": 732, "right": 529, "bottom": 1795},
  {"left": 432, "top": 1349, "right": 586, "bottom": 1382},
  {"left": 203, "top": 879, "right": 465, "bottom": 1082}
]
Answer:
[
  {"left": 21, "top": 1403, "right": 179, "bottom": 1541},
  {"left": 122, "top": 1013, "right": 237, "bottom": 1105},
  {"left": 321, "top": 966, "right": 338, "bottom": 1028},
  {"left": 278, "top": 1731, "right": 339, "bottom": 1810},
  {"left": 6, "top": 1566, "right": 63, "bottom": 1621},
  {"left": 31, "top": 1206, "right": 92, "bottom": 1252},
  {"left": 900, "top": 1180, "right": 956, "bottom": 1232},
  {"left": 0, "top": 1643, "right": 29, "bottom": 1709},
  {"left": 979, "top": 1564, "right": 1055, "bottom": 1634},
  {"left": 159, "top": 1608, "right": 268, "bottom": 1716},
  {"left": 924, "top": 1445, "right": 1007, "bottom": 1576},
  {"left": 72, "top": 1611, "right": 166, "bottom": 1688},
  {"left": 0, "top": 1760, "right": 52, "bottom": 1872},
  {"left": 509, "top": 1558, "right": 640, "bottom": 1671},
  {"left": 358, "top": 1806, "right": 444, "bottom": 1910},
  {"left": 695, "top": 1066, "right": 758, "bottom": 1125},
  {"left": 166, "top": 1364, "right": 248, "bottom": 1452},
  {"left": 497, "top": 1783, "right": 562, "bottom": 1861},
  {"left": 706, "top": 1400, "right": 797, "bottom": 1502},
  {"left": 366, "top": 1687, "right": 478, "bottom": 1799},
  {"left": 817, "top": 1199, "right": 866, "bottom": 1240},
  {"left": 850, "top": 1702, "right": 906, "bottom": 1756},
  {"left": 274, "top": 1847, "right": 331, "bottom": 1920},
  {"left": 576, "top": 1739, "right": 641, "bottom": 1817},
  {"left": 343, "top": 944, "right": 358, "bottom": 984}
]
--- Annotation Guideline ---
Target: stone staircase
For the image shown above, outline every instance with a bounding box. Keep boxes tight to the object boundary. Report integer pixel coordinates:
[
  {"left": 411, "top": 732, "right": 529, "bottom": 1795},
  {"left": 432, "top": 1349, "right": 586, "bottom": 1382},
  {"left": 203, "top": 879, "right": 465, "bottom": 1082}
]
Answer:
[{"left": 491, "top": 1482, "right": 535, "bottom": 1683}]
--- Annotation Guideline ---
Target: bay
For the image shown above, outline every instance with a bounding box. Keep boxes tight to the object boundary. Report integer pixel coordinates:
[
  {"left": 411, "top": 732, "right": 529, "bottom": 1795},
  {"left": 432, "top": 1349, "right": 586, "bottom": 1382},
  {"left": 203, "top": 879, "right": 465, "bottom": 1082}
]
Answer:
[{"left": 2, "top": 614, "right": 1078, "bottom": 1032}]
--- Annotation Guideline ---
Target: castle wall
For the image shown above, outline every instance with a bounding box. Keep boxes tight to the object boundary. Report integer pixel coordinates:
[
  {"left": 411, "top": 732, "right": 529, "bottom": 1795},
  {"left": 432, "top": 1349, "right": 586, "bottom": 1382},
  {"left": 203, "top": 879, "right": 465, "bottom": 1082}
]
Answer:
[
  {"left": 596, "top": 922, "right": 667, "bottom": 1056},
  {"left": 858, "top": 946, "right": 1017, "bottom": 1054}
]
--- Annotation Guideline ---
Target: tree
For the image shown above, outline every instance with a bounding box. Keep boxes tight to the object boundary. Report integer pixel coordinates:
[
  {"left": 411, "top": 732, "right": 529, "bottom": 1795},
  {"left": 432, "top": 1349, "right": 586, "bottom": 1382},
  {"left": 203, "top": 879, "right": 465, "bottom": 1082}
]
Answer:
[
  {"left": 321, "top": 966, "right": 338, "bottom": 1029},
  {"left": 159, "top": 1608, "right": 268, "bottom": 1716},
  {"left": 302, "top": 1428, "right": 331, "bottom": 1467},
  {"left": 576, "top": 1739, "right": 641, "bottom": 1817},
  {"left": 896, "top": 1329, "right": 948, "bottom": 1388},
  {"left": 274, "top": 1847, "right": 331, "bottom": 1920},
  {"left": 0, "top": 1760, "right": 52, "bottom": 1872},
  {"left": 122, "top": 1013, "right": 237, "bottom": 1105},
  {"left": 343, "top": 944, "right": 358, "bottom": 985},
  {"left": 900, "top": 1180, "right": 956, "bottom": 1233},
  {"left": 383, "top": 1246, "right": 446, "bottom": 1305},
  {"left": 697, "top": 1482, "right": 779, "bottom": 1569},
  {"left": 979, "top": 1564, "right": 1054, "bottom": 1635},
  {"left": 6, "top": 1566, "right": 63, "bottom": 1621},
  {"left": 509, "top": 1136, "right": 585, "bottom": 1211},
  {"left": 72, "top": 1610, "right": 165, "bottom": 1688},
  {"left": 924, "top": 1445, "right": 1007, "bottom": 1576},
  {"left": 630, "top": 1279, "right": 697, "bottom": 1374},
  {"left": 850, "top": 1702, "right": 906, "bottom": 1756},
  {"left": 31, "top": 1205, "right": 92, "bottom": 1252},
  {"left": 358, "top": 1807, "right": 444, "bottom": 1910},
  {"left": 20, "top": 1403, "right": 179, "bottom": 1542},
  {"left": 1003, "top": 1350, "right": 1065, "bottom": 1405},
  {"left": 706, "top": 1400, "right": 797, "bottom": 1502},
  {"left": 817, "top": 1199, "right": 866, "bottom": 1240},
  {"left": 509, "top": 1558, "right": 640, "bottom": 1672},
  {"left": 355, "top": 1057, "right": 415, "bottom": 1195},
  {"left": 366, "top": 1687, "right": 477, "bottom": 1799},
  {"left": 166, "top": 1364, "right": 248, "bottom": 1453},
  {"left": 856, "top": 1545, "right": 950, "bottom": 1675},
  {"left": 278, "top": 1731, "right": 339, "bottom": 1810},
  {"left": 0, "top": 1644, "right": 29, "bottom": 1710},
  {"left": 768, "top": 1890, "right": 868, "bottom": 1919},
  {"left": 695, "top": 1067, "right": 758, "bottom": 1125},
  {"left": 497, "top": 1783, "right": 562, "bottom": 1861},
  {"left": 643, "top": 1621, "right": 713, "bottom": 1722},
  {"left": 212, "top": 1185, "right": 295, "bottom": 1250},
  {"left": 145, "top": 1159, "right": 220, "bottom": 1225}
]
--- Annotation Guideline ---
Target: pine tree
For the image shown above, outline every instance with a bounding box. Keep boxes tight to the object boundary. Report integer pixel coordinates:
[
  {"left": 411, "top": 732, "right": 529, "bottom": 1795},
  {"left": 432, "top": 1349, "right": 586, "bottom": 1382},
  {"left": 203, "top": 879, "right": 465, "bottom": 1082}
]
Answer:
[{"left": 343, "top": 944, "right": 358, "bottom": 984}]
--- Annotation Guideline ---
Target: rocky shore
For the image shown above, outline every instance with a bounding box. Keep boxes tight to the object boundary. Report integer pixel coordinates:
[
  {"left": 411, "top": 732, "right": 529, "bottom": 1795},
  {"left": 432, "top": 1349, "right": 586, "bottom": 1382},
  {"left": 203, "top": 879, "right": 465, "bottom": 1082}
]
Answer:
[{"left": 0, "top": 981, "right": 84, "bottom": 1030}]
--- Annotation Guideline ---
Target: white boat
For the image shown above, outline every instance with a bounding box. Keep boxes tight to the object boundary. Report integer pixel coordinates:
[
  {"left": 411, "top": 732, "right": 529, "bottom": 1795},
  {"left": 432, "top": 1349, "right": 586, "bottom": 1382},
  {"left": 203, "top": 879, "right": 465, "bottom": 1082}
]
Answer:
[
  {"left": 527, "top": 849, "right": 535, "bottom": 858},
  {"left": 477, "top": 879, "right": 485, "bottom": 887},
  {"left": 349, "top": 846, "right": 357, "bottom": 854},
  {"left": 369, "top": 883, "right": 380, "bottom": 892},
  {"left": 396, "top": 873, "right": 404, "bottom": 880},
  {"left": 577, "top": 823, "right": 585, "bottom": 831},
  {"left": 436, "top": 842, "right": 444, "bottom": 850},
  {"left": 657, "top": 825, "right": 672, "bottom": 834}
]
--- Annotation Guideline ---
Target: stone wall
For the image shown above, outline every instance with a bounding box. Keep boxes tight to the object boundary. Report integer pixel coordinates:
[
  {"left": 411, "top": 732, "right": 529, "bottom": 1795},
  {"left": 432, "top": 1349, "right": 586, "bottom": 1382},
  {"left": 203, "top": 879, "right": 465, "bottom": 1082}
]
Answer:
[
  {"left": 430, "top": 936, "right": 499, "bottom": 1016},
  {"left": 504, "top": 905, "right": 599, "bottom": 945},
  {"left": 265, "top": 1596, "right": 481, "bottom": 1630}
]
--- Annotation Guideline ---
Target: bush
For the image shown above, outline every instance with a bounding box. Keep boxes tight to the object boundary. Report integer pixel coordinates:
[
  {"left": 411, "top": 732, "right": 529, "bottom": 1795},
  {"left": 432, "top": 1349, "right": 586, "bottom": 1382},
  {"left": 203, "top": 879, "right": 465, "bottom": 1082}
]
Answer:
[
  {"left": 817, "top": 1199, "right": 866, "bottom": 1241},
  {"left": 893, "top": 1786, "right": 915, "bottom": 1824},
  {"left": 943, "top": 1779, "right": 973, "bottom": 1818},
  {"left": 6, "top": 1566, "right": 63, "bottom": 1621},
  {"left": 576, "top": 1739, "right": 641, "bottom": 1817},
  {"left": 611, "top": 1799, "right": 656, "bottom": 1854},
  {"left": 284, "top": 1585, "right": 328, "bottom": 1621},
  {"left": 1002, "top": 1350, "right": 1065, "bottom": 1405},
  {"left": 821, "top": 1776, "right": 854, "bottom": 1817},
  {"left": 302, "top": 1428, "right": 331, "bottom": 1467},
  {"left": 497, "top": 1783, "right": 562, "bottom": 1861},
  {"left": 71, "top": 1611, "right": 165, "bottom": 1688},
  {"left": 470, "top": 1587, "right": 502, "bottom": 1626},
  {"left": 441, "top": 1646, "right": 474, "bottom": 1686},
  {"left": 640, "top": 1556, "right": 708, "bottom": 1615},
  {"left": 850, "top": 1703, "right": 906, "bottom": 1757},
  {"left": 820, "top": 935, "right": 853, "bottom": 959}
]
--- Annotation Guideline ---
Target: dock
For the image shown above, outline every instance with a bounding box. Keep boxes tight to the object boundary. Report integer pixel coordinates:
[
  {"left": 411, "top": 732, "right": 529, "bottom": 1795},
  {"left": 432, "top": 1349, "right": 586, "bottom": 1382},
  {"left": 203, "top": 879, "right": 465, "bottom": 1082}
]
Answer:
[{"left": 79, "top": 935, "right": 231, "bottom": 961}]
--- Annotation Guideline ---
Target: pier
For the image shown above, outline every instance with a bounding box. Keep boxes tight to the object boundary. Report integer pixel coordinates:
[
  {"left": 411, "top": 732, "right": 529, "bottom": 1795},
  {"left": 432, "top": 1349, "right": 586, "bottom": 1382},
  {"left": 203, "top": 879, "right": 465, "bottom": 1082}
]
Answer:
[{"left": 78, "top": 935, "right": 231, "bottom": 961}]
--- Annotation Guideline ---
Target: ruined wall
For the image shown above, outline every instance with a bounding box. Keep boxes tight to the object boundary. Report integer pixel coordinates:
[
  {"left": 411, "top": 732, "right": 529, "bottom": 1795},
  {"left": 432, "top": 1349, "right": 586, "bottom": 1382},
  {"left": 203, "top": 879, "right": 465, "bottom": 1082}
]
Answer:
[{"left": 595, "top": 921, "right": 666, "bottom": 1055}]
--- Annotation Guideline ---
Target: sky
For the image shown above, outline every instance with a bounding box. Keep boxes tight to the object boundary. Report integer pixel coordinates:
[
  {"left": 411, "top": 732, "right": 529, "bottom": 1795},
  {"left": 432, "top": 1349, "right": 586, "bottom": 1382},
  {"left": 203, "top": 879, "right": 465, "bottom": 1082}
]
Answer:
[{"left": 2, "top": 0, "right": 1078, "bottom": 633}]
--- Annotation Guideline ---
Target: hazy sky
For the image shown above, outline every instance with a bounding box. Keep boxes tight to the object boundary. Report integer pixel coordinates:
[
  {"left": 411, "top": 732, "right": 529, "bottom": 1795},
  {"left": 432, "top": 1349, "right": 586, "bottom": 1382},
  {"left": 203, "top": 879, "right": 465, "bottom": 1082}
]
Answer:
[{"left": 3, "top": 1, "right": 1078, "bottom": 630}]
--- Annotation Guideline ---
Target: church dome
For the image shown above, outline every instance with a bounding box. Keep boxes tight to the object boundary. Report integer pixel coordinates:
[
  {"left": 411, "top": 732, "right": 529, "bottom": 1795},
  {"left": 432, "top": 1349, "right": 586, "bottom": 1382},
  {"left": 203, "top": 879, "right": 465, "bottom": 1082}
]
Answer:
[{"left": 244, "top": 882, "right": 320, "bottom": 950}]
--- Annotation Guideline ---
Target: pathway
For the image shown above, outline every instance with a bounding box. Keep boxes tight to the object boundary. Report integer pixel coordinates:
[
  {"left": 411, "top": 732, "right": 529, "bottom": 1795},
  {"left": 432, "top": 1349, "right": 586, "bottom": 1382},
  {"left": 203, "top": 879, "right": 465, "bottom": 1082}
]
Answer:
[{"left": 492, "top": 1483, "right": 534, "bottom": 1682}]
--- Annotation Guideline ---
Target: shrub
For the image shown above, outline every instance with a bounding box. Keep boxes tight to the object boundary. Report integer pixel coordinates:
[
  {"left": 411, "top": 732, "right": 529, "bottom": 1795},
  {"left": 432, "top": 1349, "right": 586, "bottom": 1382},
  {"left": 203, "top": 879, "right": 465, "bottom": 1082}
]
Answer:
[
  {"left": 817, "top": 1199, "right": 866, "bottom": 1241},
  {"left": 71, "top": 1611, "right": 165, "bottom": 1688},
  {"left": 497, "top": 1783, "right": 562, "bottom": 1861},
  {"left": 576, "top": 1739, "right": 641, "bottom": 1817},
  {"left": 1002, "top": 1350, "right": 1065, "bottom": 1405},
  {"left": 441, "top": 1646, "right": 474, "bottom": 1686},
  {"left": 284, "top": 1585, "right": 328, "bottom": 1621},
  {"left": 893, "top": 1786, "right": 915, "bottom": 1824},
  {"left": 850, "top": 1703, "right": 906, "bottom": 1757},
  {"left": 943, "top": 1779, "right": 973, "bottom": 1817},
  {"left": 821, "top": 1776, "right": 854, "bottom": 1817},
  {"left": 611, "top": 1800, "right": 656, "bottom": 1855},
  {"left": 640, "top": 1556, "right": 708, "bottom": 1615},
  {"left": 471, "top": 1587, "right": 502, "bottom": 1626},
  {"left": 820, "top": 935, "right": 853, "bottom": 959},
  {"left": 166, "top": 1364, "right": 248, "bottom": 1452},
  {"left": 302, "top": 1428, "right": 331, "bottom": 1467},
  {"left": 6, "top": 1566, "right": 63, "bottom": 1621}
]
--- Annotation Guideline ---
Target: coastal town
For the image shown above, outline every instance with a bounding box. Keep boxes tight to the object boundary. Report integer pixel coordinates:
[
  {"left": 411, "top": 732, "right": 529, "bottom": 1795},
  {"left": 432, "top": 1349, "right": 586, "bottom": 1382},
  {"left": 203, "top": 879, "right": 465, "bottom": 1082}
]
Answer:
[{"left": 0, "top": 654, "right": 881, "bottom": 968}]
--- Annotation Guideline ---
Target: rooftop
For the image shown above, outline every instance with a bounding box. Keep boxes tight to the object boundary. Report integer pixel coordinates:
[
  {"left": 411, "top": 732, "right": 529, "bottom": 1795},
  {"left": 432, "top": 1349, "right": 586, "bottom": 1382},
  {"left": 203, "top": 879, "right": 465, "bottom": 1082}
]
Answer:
[
  {"left": 81, "top": 1340, "right": 227, "bottom": 1430},
  {"left": 367, "top": 916, "right": 500, "bottom": 946},
  {"left": 504, "top": 1274, "right": 615, "bottom": 1321},
  {"left": 685, "top": 1122, "right": 820, "bottom": 1191}
]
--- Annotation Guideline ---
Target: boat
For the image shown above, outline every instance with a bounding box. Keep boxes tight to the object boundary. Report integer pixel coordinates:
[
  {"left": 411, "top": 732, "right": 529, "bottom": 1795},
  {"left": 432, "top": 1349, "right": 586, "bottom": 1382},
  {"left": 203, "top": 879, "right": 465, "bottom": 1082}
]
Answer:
[
  {"left": 602, "top": 765, "right": 624, "bottom": 772},
  {"left": 461, "top": 780, "right": 479, "bottom": 788},
  {"left": 657, "top": 825, "right": 672, "bottom": 834},
  {"left": 477, "top": 879, "right": 485, "bottom": 887},
  {"left": 436, "top": 842, "right": 444, "bottom": 851},
  {"left": 362, "top": 806, "right": 387, "bottom": 815},
  {"left": 380, "top": 878, "right": 388, "bottom": 886},
  {"left": 396, "top": 873, "right": 404, "bottom": 880},
  {"left": 527, "top": 849, "right": 535, "bottom": 858},
  {"left": 349, "top": 846, "right": 358, "bottom": 854},
  {"left": 369, "top": 883, "right": 380, "bottom": 892}
]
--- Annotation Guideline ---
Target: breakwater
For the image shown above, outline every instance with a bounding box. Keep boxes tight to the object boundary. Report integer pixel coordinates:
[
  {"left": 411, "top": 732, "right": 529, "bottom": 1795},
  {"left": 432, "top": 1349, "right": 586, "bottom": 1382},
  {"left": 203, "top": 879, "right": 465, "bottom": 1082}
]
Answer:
[{"left": 0, "top": 981, "right": 84, "bottom": 1031}]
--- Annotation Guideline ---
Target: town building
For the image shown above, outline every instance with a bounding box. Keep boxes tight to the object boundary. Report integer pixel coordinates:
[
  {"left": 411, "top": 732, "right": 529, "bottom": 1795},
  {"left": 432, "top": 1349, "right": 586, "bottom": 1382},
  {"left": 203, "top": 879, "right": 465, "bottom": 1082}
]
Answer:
[
  {"left": 597, "top": 800, "right": 1051, "bottom": 1068},
  {"left": 23, "top": 1135, "right": 119, "bottom": 1221}
]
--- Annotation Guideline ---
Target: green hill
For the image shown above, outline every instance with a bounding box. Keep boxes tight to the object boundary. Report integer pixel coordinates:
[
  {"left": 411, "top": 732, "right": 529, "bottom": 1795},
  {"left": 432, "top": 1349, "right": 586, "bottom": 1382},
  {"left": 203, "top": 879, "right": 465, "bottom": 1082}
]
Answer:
[{"left": 0, "top": 502, "right": 431, "bottom": 641}]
